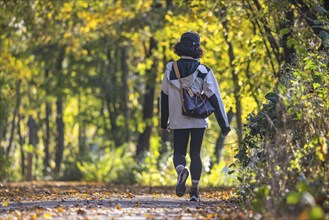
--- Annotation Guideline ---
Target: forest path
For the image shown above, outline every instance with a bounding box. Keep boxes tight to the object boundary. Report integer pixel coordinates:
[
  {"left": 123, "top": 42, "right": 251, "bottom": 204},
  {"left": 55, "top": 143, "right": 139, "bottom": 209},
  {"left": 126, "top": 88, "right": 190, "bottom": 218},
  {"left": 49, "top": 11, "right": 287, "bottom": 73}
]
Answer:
[{"left": 0, "top": 181, "right": 248, "bottom": 219}]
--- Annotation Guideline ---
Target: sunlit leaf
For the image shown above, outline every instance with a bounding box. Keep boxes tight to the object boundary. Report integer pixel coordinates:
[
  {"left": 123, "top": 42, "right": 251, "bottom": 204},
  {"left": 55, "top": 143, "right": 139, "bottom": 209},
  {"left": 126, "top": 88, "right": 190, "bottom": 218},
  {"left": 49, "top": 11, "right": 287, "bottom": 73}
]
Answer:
[
  {"left": 280, "top": 28, "right": 290, "bottom": 35},
  {"left": 43, "top": 213, "right": 52, "bottom": 219},
  {"left": 309, "top": 206, "right": 324, "bottom": 220},
  {"left": 286, "top": 192, "right": 301, "bottom": 205}
]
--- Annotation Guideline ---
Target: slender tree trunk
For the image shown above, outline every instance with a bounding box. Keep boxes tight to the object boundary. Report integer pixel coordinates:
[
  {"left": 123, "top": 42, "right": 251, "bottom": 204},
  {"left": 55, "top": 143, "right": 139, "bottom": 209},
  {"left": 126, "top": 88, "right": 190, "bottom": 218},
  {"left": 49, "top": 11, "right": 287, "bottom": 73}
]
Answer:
[
  {"left": 231, "top": 58, "right": 243, "bottom": 143},
  {"left": 27, "top": 115, "right": 38, "bottom": 181},
  {"left": 220, "top": 9, "right": 243, "bottom": 143},
  {"left": 242, "top": 0, "right": 279, "bottom": 74},
  {"left": 100, "top": 99, "right": 110, "bottom": 138},
  {"left": 44, "top": 102, "right": 51, "bottom": 173},
  {"left": 252, "top": 0, "right": 281, "bottom": 62},
  {"left": 136, "top": 82, "right": 156, "bottom": 158},
  {"left": 242, "top": 0, "right": 284, "bottom": 77},
  {"left": 136, "top": 38, "right": 157, "bottom": 159},
  {"left": 105, "top": 47, "right": 124, "bottom": 147},
  {"left": 280, "top": 9, "right": 295, "bottom": 65},
  {"left": 54, "top": 46, "right": 65, "bottom": 173},
  {"left": 55, "top": 97, "right": 64, "bottom": 173},
  {"left": 17, "top": 114, "right": 25, "bottom": 176},
  {"left": 121, "top": 46, "right": 130, "bottom": 143},
  {"left": 166, "top": 0, "right": 172, "bottom": 7},
  {"left": 43, "top": 69, "right": 51, "bottom": 175},
  {"left": 6, "top": 80, "right": 21, "bottom": 155},
  {"left": 245, "top": 61, "right": 261, "bottom": 111}
]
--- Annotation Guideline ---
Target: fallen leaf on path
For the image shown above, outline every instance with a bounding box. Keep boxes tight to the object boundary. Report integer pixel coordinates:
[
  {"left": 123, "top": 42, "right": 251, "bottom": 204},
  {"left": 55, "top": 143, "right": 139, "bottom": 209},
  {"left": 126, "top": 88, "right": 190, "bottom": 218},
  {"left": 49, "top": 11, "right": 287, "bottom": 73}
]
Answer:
[
  {"left": 144, "top": 213, "right": 155, "bottom": 219},
  {"left": 43, "top": 213, "right": 52, "bottom": 219},
  {"left": 299, "top": 209, "right": 309, "bottom": 220},
  {"left": 125, "top": 192, "right": 134, "bottom": 199},
  {"left": 30, "top": 214, "right": 38, "bottom": 219},
  {"left": 77, "top": 209, "right": 87, "bottom": 215}
]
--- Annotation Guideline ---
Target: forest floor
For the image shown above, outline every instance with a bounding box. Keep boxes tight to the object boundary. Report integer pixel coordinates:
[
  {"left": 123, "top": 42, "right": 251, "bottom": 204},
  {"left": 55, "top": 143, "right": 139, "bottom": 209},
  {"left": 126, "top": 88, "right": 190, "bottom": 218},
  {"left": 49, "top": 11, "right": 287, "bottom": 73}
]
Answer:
[{"left": 0, "top": 181, "right": 251, "bottom": 220}]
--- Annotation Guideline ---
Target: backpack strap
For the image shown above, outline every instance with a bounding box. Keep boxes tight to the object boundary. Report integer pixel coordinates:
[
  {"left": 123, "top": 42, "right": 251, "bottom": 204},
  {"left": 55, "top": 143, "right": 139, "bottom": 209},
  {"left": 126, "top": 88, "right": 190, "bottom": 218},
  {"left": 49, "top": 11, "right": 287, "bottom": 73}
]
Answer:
[{"left": 173, "top": 62, "right": 187, "bottom": 113}]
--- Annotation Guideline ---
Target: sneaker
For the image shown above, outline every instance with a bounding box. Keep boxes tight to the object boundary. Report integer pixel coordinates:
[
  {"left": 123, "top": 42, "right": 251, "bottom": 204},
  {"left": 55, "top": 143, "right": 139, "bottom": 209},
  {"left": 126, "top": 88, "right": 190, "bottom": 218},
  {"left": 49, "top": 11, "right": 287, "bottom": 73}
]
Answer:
[
  {"left": 175, "top": 167, "right": 189, "bottom": 197},
  {"left": 190, "top": 191, "right": 201, "bottom": 202}
]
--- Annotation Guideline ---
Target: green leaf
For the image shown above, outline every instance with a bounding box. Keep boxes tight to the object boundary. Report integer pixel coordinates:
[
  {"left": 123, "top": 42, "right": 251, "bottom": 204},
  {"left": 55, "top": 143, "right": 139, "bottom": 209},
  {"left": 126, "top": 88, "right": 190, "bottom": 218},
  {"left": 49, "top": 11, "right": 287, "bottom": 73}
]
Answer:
[
  {"left": 287, "top": 38, "right": 295, "bottom": 48},
  {"left": 237, "top": 176, "right": 243, "bottom": 182},
  {"left": 305, "top": 59, "right": 317, "bottom": 70},
  {"left": 228, "top": 163, "right": 236, "bottom": 168},
  {"left": 280, "top": 28, "right": 290, "bottom": 35},
  {"left": 228, "top": 170, "right": 235, "bottom": 175},
  {"left": 313, "top": 83, "right": 320, "bottom": 89},
  {"left": 286, "top": 192, "right": 301, "bottom": 205},
  {"left": 309, "top": 205, "right": 324, "bottom": 220},
  {"left": 265, "top": 92, "right": 278, "bottom": 103},
  {"left": 319, "top": 30, "right": 329, "bottom": 40}
]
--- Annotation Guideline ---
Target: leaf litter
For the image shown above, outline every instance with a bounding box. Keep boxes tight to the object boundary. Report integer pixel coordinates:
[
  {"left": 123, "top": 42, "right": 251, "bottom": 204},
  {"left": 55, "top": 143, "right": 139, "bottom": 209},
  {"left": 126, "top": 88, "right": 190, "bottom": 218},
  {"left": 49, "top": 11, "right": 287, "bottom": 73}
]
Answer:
[{"left": 0, "top": 181, "right": 251, "bottom": 219}]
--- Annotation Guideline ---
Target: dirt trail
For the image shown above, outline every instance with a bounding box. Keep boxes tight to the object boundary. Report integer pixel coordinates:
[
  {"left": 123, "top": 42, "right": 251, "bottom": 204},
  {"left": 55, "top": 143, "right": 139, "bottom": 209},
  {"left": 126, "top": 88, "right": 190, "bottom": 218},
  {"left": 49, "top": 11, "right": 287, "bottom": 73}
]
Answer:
[{"left": 0, "top": 181, "right": 249, "bottom": 219}]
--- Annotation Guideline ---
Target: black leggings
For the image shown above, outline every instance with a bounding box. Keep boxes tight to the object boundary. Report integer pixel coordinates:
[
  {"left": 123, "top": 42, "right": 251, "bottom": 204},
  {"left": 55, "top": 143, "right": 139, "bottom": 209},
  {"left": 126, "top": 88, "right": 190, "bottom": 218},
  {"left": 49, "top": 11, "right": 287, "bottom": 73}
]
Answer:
[{"left": 173, "top": 128, "right": 206, "bottom": 180}]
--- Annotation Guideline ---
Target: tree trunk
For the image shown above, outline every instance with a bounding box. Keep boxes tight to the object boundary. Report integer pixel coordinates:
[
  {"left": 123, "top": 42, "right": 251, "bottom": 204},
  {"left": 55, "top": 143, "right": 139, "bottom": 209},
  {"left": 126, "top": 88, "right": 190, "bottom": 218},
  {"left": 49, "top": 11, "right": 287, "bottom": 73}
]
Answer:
[
  {"left": 220, "top": 8, "right": 243, "bottom": 143},
  {"left": 54, "top": 46, "right": 65, "bottom": 173},
  {"left": 17, "top": 114, "right": 25, "bottom": 176},
  {"left": 27, "top": 115, "right": 38, "bottom": 181},
  {"left": 242, "top": 0, "right": 278, "bottom": 74},
  {"left": 279, "top": 9, "right": 295, "bottom": 65},
  {"left": 252, "top": 0, "right": 281, "bottom": 62},
  {"left": 6, "top": 80, "right": 21, "bottom": 155},
  {"left": 55, "top": 97, "right": 64, "bottom": 173},
  {"left": 166, "top": 0, "right": 173, "bottom": 7},
  {"left": 105, "top": 47, "right": 124, "bottom": 147},
  {"left": 136, "top": 38, "right": 157, "bottom": 159},
  {"left": 43, "top": 69, "right": 51, "bottom": 175},
  {"left": 136, "top": 82, "right": 156, "bottom": 158},
  {"left": 121, "top": 46, "right": 130, "bottom": 143}
]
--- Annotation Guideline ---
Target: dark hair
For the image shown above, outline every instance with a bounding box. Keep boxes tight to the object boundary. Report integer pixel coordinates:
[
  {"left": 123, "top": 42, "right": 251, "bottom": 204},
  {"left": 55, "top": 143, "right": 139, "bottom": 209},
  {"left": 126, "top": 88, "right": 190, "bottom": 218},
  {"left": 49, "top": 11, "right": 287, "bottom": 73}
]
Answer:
[{"left": 174, "top": 41, "right": 204, "bottom": 58}]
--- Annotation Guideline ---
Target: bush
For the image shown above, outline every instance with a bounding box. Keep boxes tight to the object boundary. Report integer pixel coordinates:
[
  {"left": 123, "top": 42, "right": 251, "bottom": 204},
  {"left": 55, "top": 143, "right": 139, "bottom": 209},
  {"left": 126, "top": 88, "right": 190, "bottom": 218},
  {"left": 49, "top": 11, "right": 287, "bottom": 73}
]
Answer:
[
  {"left": 234, "top": 52, "right": 329, "bottom": 217},
  {"left": 77, "top": 145, "right": 136, "bottom": 184}
]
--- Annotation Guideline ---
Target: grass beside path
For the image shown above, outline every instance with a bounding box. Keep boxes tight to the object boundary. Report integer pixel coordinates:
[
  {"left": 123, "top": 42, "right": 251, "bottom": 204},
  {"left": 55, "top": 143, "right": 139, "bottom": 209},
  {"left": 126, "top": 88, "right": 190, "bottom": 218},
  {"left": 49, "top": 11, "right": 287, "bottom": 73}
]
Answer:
[{"left": 0, "top": 181, "right": 249, "bottom": 219}]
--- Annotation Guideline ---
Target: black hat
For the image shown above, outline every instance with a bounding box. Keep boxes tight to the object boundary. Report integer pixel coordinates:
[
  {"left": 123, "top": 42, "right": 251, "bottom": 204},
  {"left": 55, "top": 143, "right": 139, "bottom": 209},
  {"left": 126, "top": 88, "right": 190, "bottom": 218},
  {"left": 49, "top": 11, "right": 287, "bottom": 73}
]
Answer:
[{"left": 181, "top": 32, "right": 200, "bottom": 45}]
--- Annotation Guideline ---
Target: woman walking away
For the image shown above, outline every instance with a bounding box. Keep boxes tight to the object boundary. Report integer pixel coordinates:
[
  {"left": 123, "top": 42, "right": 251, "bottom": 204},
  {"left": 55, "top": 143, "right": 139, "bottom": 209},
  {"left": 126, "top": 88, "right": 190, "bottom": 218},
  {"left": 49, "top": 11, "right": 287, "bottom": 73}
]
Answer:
[{"left": 160, "top": 31, "right": 231, "bottom": 202}]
